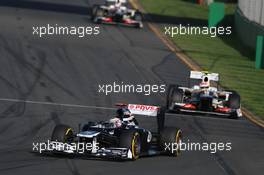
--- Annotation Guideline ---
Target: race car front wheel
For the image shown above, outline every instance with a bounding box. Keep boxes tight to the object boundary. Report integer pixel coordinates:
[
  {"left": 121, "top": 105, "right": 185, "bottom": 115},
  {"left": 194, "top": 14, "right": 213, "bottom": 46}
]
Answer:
[
  {"left": 134, "top": 13, "right": 142, "bottom": 22},
  {"left": 160, "top": 127, "right": 182, "bottom": 157},
  {"left": 51, "top": 124, "right": 74, "bottom": 143},
  {"left": 228, "top": 91, "right": 240, "bottom": 109},
  {"left": 227, "top": 91, "right": 241, "bottom": 119},
  {"left": 91, "top": 5, "right": 99, "bottom": 20},
  {"left": 166, "top": 85, "right": 183, "bottom": 111},
  {"left": 119, "top": 130, "right": 141, "bottom": 160},
  {"left": 94, "top": 8, "right": 104, "bottom": 23},
  {"left": 134, "top": 12, "right": 142, "bottom": 21}
]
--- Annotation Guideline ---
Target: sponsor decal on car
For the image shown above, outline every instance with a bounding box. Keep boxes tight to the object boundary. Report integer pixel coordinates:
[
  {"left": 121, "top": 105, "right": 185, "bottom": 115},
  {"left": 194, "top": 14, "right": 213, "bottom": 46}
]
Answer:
[{"left": 128, "top": 104, "right": 159, "bottom": 116}]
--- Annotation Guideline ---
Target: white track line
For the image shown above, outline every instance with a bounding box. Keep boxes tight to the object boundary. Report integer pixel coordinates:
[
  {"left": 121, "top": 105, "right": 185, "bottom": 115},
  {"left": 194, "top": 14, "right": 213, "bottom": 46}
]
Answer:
[{"left": 0, "top": 98, "right": 115, "bottom": 110}]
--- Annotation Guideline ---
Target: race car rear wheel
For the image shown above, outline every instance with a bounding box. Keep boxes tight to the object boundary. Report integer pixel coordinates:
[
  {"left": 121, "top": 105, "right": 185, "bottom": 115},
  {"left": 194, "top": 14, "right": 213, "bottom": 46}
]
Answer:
[
  {"left": 51, "top": 124, "right": 74, "bottom": 143},
  {"left": 133, "top": 11, "right": 143, "bottom": 28},
  {"left": 166, "top": 84, "right": 177, "bottom": 109},
  {"left": 91, "top": 5, "right": 99, "bottom": 20},
  {"left": 166, "top": 85, "right": 183, "bottom": 111},
  {"left": 160, "top": 127, "right": 182, "bottom": 157},
  {"left": 134, "top": 12, "right": 142, "bottom": 20},
  {"left": 119, "top": 130, "right": 141, "bottom": 160},
  {"left": 227, "top": 91, "right": 241, "bottom": 119},
  {"left": 228, "top": 91, "right": 240, "bottom": 109},
  {"left": 93, "top": 7, "right": 104, "bottom": 23}
]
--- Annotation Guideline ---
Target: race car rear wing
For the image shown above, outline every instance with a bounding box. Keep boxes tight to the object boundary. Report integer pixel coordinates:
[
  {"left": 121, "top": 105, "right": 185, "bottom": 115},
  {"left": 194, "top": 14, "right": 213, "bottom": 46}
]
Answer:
[
  {"left": 190, "top": 71, "right": 219, "bottom": 82},
  {"left": 116, "top": 103, "right": 165, "bottom": 132},
  {"left": 128, "top": 104, "right": 160, "bottom": 117}
]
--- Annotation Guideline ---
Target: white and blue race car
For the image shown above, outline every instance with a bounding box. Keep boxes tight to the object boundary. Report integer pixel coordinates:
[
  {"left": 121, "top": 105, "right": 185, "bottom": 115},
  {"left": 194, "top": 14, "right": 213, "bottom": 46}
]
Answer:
[{"left": 45, "top": 104, "right": 182, "bottom": 160}]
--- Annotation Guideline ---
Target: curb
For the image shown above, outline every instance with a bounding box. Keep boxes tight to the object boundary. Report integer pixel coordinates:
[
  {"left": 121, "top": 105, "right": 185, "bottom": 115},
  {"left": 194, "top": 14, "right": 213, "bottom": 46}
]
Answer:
[{"left": 129, "top": 0, "right": 264, "bottom": 128}]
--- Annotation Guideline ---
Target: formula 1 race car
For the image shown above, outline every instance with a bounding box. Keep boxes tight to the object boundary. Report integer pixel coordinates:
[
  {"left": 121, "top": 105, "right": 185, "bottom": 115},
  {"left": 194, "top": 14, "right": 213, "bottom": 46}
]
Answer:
[
  {"left": 166, "top": 71, "right": 242, "bottom": 119},
  {"left": 45, "top": 104, "right": 182, "bottom": 160},
  {"left": 91, "top": 0, "right": 143, "bottom": 28}
]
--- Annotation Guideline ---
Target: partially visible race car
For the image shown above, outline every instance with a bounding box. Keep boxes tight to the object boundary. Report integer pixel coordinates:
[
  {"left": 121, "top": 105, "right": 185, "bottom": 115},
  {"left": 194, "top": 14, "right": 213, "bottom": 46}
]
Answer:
[
  {"left": 166, "top": 71, "right": 242, "bottom": 119},
  {"left": 44, "top": 104, "right": 182, "bottom": 160},
  {"left": 91, "top": 0, "right": 143, "bottom": 28}
]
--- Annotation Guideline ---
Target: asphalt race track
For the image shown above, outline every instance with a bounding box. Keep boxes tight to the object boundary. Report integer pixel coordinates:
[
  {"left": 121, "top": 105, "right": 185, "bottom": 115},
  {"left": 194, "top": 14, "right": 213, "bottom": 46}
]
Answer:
[{"left": 0, "top": 0, "right": 264, "bottom": 175}]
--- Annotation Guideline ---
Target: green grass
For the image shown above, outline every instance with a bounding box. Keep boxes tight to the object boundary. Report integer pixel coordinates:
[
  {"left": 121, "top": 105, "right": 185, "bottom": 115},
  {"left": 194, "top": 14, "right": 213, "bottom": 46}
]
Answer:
[{"left": 140, "top": 0, "right": 264, "bottom": 119}]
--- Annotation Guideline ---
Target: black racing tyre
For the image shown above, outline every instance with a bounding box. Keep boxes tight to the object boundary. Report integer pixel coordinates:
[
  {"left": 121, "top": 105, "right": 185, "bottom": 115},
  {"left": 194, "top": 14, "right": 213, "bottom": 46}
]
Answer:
[
  {"left": 133, "top": 11, "right": 143, "bottom": 28},
  {"left": 157, "top": 106, "right": 166, "bottom": 132},
  {"left": 166, "top": 84, "right": 177, "bottom": 109},
  {"left": 96, "top": 8, "right": 104, "bottom": 17},
  {"left": 119, "top": 130, "right": 141, "bottom": 160},
  {"left": 91, "top": 5, "right": 99, "bottom": 20},
  {"left": 227, "top": 91, "right": 240, "bottom": 119},
  {"left": 134, "top": 12, "right": 142, "bottom": 22},
  {"left": 228, "top": 91, "right": 240, "bottom": 109},
  {"left": 160, "top": 127, "right": 182, "bottom": 156},
  {"left": 166, "top": 85, "right": 183, "bottom": 111},
  {"left": 93, "top": 7, "right": 104, "bottom": 23},
  {"left": 51, "top": 124, "right": 74, "bottom": 143}
]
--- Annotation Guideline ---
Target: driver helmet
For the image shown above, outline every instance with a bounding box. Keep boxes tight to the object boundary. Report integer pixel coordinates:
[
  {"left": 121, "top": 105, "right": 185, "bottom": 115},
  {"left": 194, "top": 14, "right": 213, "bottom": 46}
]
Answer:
[
  {"left": 116, "top": 108, "right": 131, "bottom": 119},
  {"left": 200, "top": 76, "right": 210, "bottom": 88}
]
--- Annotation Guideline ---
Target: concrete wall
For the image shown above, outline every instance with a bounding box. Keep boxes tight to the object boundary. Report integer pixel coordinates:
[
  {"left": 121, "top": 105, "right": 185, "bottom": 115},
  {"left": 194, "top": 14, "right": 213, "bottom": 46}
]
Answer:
[
  {"left": 235, "top": 0, "right": 264, "bottom": 49},
  {"left": 238, "top": 0, "right": 264, "bottom": 25}
]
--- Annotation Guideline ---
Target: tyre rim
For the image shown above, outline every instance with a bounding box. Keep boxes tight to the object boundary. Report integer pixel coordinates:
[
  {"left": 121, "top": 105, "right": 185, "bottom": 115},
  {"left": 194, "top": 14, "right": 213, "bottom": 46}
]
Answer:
[
  {"left": 131, "top": 133, "right": 141, "bottom": 159},
  {"left": 64, "top": 128, "right": 73, "bottom": 143},
  {"left": 175, "top": 130, "right": 182, "bottom": 156}
]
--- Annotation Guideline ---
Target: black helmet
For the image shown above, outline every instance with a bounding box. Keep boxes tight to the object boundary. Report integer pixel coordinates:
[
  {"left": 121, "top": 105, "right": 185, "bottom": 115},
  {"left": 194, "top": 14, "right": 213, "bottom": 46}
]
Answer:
[
  {"left": 116, "top": 108, "right": 131, "bottom": 118},
  {"left": 116, "top": 108, "right": 124, "bottom": 118}
]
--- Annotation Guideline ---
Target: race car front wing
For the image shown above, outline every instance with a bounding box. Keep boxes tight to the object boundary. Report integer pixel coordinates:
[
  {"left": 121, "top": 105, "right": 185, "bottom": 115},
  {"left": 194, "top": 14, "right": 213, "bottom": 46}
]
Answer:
[
  {"left": 94, "top": 17, "right": 143, "bottom": 28},
  {"left": 171, "top": 103, "right": 242, "bottom": 117},
  {"left": 40, "top": 141, "right": 133, "bottom": 160}
]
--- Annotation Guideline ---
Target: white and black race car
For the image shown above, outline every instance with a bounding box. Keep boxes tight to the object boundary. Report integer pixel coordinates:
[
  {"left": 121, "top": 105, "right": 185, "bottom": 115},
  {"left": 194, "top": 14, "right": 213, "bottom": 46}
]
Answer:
[
  {"left": 166, "top": 71, "right": 242, "bottom": 119},
  {"left": 43, "top": 104, "right": 182, "bottom": 160},
  {"left": 91, "top": 0, "right": 143, "bottom": 28}
]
